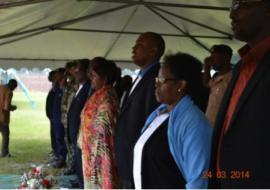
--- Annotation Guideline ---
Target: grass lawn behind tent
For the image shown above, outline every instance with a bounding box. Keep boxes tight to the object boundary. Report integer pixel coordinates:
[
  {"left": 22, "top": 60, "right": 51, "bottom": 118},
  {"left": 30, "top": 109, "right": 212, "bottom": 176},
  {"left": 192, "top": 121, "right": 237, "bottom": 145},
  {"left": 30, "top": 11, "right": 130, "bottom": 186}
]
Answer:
[{"left": 0, "top": 91, "right": 51, "bottom": 174}]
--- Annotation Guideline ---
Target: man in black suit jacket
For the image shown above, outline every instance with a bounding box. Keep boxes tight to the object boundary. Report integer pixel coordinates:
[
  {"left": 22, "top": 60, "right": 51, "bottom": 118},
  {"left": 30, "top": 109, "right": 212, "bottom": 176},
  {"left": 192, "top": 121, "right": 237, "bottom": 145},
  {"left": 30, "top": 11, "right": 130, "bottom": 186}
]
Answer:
[
  {"left": 209, "top": 0, "right": 270, "bottom": 188},
  {"left": 115, "top": 32, "right": 165, "bottom": 188},
  {"left": 67, "top": 59, "right": 91, "bottom": 188},
  {"left": 46, "top": 70, "right": 57, "bottom": 156}
]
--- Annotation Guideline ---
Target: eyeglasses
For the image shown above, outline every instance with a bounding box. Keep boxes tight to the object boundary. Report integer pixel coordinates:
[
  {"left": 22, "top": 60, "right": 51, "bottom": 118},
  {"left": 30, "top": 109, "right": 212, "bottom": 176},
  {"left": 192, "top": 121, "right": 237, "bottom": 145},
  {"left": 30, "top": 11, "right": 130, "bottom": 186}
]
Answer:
[
  {"left": 155, "top": 77, "right": 179, "bottom": 84},
  {"left": 230, "top": 0, "right": 264, "bottom": 11}
]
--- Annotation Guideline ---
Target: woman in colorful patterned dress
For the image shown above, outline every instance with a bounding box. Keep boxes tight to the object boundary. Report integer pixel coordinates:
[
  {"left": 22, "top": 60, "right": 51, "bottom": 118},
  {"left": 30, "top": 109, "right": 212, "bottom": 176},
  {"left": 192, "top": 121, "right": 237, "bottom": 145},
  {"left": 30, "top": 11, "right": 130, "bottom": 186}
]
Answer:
[{"left": 80, "top": 57, "right": 119, "bottom": 189}]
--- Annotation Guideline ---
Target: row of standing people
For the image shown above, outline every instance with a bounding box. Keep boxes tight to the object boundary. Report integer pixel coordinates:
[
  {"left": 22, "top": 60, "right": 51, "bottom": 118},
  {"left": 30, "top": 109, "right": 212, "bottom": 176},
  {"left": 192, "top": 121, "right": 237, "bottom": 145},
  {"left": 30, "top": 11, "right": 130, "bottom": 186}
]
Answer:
[
  {"left": 46, "top": 31, "right": 213, "bottom": 189},
  {"left": 45, "top": 0, "right": 270, "bottom": 188},
  {"left": 46, "top": 58, "right": 132, "bottom": 188},
  {"left": 46, "top": 60, "right": 89, "bottom": 188}
]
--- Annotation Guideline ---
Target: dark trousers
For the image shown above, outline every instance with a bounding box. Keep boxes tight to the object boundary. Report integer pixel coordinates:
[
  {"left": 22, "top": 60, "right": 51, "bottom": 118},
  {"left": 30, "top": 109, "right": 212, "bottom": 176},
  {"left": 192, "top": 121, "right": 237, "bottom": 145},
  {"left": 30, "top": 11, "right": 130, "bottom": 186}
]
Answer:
[
  {"left": 50, "top": 120, "right": 57, "bottom": 154},
  {"left": 66, "top": 143, "right": 76, "bottom": 171},
  {"left": 121, "top": 180, "right": 134, "bottom": 189},
  {"left": 68, "top": 122, "right": 80, "bottom": 172},
  {"left": 0, "top": 123, "right": 9, "bottom": 156},
  {"left": 53, "top": 121, "right": 67, "bottom": 161},
  {"left": 75, "top": 147, "right": 84, "bottom": 189},
  {"left": 64, "top": 127, "right": 74, "bottom": 171}
]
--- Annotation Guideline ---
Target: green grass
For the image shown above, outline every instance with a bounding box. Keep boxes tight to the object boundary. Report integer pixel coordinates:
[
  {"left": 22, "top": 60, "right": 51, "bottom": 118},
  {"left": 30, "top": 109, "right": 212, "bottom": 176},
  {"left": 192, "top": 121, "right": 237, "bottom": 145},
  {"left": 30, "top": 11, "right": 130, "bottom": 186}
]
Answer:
[{"left": 0, "top": 91, "right": 52, "bottom": 174}]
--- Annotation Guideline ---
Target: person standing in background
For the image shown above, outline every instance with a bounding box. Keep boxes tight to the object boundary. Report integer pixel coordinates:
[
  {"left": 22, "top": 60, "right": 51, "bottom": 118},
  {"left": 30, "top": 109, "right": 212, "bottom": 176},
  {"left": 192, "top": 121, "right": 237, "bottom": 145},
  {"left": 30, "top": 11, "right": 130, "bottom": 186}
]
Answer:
[
  {"left": 67, "top": 59, "right": 91, "bottom": 188},
  {"left": 203, "top": 44, "right": 232, "bottom": 126},
  {"left": 0, "top": 79, "right": 17, "bottom": 157},
  {"left": 51, "top": 68, "right": 67, "bottom": 168},
  {"left": 46, "top": 70, "right": 58, "bottom": 157},
  {"left": 61, "top": 61, "right": 78, "bottom": 175}
]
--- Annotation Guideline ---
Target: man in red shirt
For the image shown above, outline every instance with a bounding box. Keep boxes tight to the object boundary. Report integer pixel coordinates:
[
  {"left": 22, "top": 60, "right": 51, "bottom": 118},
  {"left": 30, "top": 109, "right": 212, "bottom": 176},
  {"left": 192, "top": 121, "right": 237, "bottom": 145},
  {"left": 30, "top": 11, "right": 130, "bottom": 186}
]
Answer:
[{"left": 209, "top": 0, "right": 270, "bottom": 188}]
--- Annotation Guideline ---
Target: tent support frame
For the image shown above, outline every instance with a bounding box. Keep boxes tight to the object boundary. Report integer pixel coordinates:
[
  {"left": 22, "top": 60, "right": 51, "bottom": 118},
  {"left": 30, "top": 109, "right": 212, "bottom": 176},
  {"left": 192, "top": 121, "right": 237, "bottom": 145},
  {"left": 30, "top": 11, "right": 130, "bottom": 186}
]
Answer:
[
  {"left": 146, "top": 5, "right": 210, "bottom": 52},
  {"left": 0, "top": 0, "right": 52, "bottom": 9},
  {"left": 153, "top": 6, "right": 233, "bottom": 38},
  {"left": 78, "top": 0, "right": 229, "bottom": 11},
  {"left": 0, "top": 4, "right": 134, "bottom": 46},
  {"left": 55, "top": 28, "right": 231, "bottom": 40}
]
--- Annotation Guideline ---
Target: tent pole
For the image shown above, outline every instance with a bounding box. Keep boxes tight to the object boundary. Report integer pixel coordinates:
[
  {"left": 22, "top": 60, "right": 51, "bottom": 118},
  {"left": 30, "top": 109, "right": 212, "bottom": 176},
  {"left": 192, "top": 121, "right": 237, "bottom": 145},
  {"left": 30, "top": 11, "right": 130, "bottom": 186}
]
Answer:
[
  {"left": 104, "top": 5, "right": 140, "bottom": 58},
  {"left": 0, "top": 4, "right": 134, "bottom": 40},
  {"left": 153, "top": 6, "right": 233, "bottom": 39},
  {"left": 0, "top": 57, "right": 133, "bottom": 63},
  {"left": 146, "top": 5, "right": 210, "bottom": 52},
  {"left": 0, "top": 30, "right": 49, "bottom": 46},
  {"left": 78, "top": 0, "right": 229, "bottom": 11},
  {"left": 0, "top": 0, "right": 52, "bottom": 9},
  {"left": 56, "top": 28, "right": 231, "bottom": 40}
]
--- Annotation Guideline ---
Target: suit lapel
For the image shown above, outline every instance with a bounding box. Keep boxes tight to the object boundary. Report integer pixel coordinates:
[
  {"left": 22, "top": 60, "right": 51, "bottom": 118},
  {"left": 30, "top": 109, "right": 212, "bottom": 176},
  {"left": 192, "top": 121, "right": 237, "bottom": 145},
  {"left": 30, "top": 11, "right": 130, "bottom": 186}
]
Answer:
[
  {"left": 79, "top": 80, "right": 90, "bottom": 97},
  {"left": 120, "top": 64, "right": 159, "bottom": 114},
  {"left": 120, "top": 74, "right": 148, "bottom": 113},
  {"left": 121, "top": 75, "right": 141, "bottom": 107},
  {"left": 229, "top": 51, "right": 270, "bottom": 129},
  {"left": 70, "top": 80, "right": 90, "bottom": 107}
]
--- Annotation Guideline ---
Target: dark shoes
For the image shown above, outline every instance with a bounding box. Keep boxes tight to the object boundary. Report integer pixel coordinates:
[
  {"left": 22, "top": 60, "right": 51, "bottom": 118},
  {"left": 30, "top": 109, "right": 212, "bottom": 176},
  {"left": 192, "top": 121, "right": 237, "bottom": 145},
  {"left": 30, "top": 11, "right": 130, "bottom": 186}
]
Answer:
[
  {"left": 48, "top": 151, "right": 55, "bottom": 156},
  {"left": 0, "top": 153, "right": 11, "bottom": 158},
  {"left": 69, "top": 179, "right": 80, "bottom": 188},
  {"left": 47, "top": 155, "right": 58, "bottom": 163},
  {"left": 51, "top": 160, "right": 66, "bottom": 168},
  {"left": 63, "top": 168, "right": 75, "bottom": 175}
]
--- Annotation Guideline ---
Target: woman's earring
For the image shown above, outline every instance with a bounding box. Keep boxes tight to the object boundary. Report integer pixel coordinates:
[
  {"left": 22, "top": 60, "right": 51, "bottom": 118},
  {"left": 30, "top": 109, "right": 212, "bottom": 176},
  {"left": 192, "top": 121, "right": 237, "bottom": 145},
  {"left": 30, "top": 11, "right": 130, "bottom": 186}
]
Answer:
[{"left": 177, "top": 88, "right": 181, "bottom": 93}]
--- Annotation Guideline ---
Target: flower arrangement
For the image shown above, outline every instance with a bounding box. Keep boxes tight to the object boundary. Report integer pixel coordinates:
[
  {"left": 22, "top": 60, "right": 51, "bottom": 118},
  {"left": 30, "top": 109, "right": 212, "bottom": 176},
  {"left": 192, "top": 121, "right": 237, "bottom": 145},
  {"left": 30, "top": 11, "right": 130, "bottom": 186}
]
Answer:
[{"left": 18, "top": 165, "right": 57, "bottom": 189}]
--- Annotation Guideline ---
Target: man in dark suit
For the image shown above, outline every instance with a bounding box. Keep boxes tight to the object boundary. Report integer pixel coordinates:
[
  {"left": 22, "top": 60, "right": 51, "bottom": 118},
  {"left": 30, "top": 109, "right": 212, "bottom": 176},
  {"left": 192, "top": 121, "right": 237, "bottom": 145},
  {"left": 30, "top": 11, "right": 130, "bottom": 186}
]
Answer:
[
  {"left": 67, "top": 59, "right": 91, "bottom": 188},
  {"left": 115, "top": 32, "right": 165, "bottom": 188},
  {"left": 209, "top": 0, "right": 270, "bottom": 188},
  {"left": 51, "top": 68, "right": 67, "bottom": 168},
  {"left": 46, "top": 70, "right": 58, "bottom": 157}
]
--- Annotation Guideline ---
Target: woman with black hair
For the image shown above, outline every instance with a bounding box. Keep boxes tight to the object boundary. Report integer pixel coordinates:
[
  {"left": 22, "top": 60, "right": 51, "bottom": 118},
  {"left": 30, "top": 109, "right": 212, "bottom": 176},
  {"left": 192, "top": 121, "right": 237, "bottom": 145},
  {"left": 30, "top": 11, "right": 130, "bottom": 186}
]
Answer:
[{"left": 133, "top": 52, "right": 212, "bottom": 189}]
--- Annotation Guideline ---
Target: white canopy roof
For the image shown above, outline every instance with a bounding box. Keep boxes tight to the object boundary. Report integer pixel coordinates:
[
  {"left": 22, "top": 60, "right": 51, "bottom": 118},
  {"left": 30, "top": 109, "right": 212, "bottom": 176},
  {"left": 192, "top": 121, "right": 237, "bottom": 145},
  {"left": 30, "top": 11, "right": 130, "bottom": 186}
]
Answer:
[{"left": 0, "top": 0, "right": 244, "bottom": 69}]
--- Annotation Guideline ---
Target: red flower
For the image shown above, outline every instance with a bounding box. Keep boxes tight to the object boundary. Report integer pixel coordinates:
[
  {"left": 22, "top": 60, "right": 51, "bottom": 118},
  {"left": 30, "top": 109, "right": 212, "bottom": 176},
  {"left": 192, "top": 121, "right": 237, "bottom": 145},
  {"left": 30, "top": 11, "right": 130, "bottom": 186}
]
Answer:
[
  {"left": 42, "top": 179, "right": 50, "bottom": 187},
  {"left": 32, "top": 168, "right": 37, "bottom": 173},
  {"left": 19, "top": 183, "right": 27, "bottom": 189}
]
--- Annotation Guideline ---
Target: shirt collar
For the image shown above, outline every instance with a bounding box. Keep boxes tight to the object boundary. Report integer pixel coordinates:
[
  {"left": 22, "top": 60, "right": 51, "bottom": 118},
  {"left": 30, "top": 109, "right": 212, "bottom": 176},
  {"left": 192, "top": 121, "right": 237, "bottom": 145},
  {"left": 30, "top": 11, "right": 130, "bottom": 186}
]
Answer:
[
  {"left": 139, "top": 61, "right": 159, "bottom": 77},
  {"left": 156, "top": 104, "right": 169, "bottom": 115},
  {"left": 141, "top": 104, "right": 168, "bottom": 133},
  {"left": 238, "top": 36, "right": 270, "bottom": 63},
  {"left": 141, "top": 95, "right": 193, "bottom": 133}
]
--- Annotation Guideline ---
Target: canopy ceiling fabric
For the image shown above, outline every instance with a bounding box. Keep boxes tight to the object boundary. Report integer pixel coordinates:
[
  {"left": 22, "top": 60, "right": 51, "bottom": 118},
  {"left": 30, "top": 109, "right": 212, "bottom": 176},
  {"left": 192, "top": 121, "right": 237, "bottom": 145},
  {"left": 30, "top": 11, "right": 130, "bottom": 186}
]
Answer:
[{"left": 0, "top": 0, "right": 244, "bottom": 69}]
